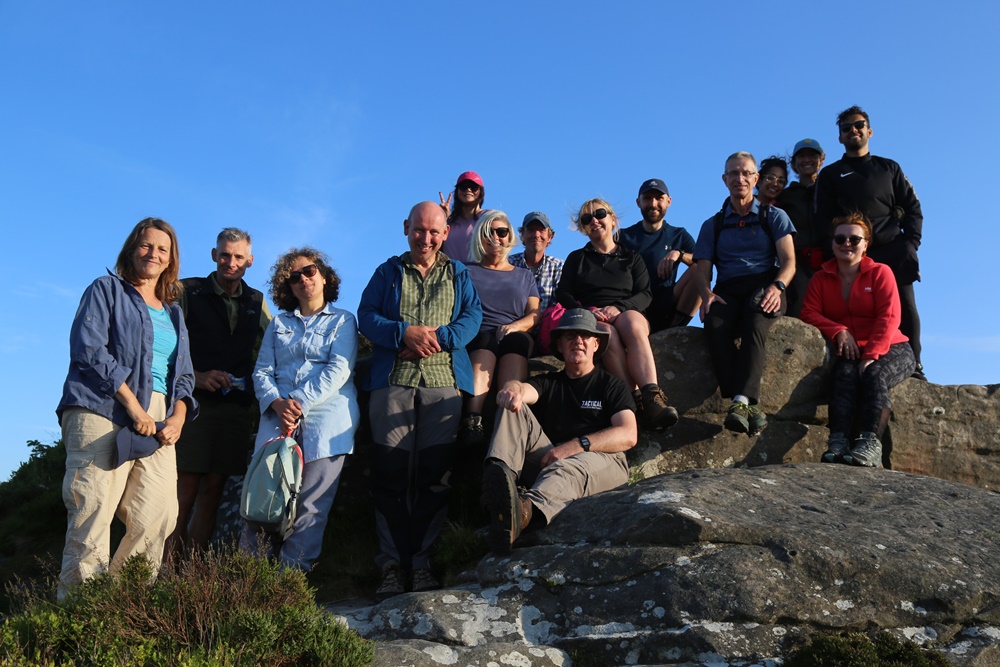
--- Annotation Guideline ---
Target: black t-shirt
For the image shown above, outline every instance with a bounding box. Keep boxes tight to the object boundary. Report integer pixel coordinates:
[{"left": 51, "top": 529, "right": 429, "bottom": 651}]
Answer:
[{"left": 526, "top": 368, "right": 635, "bottom": 444}]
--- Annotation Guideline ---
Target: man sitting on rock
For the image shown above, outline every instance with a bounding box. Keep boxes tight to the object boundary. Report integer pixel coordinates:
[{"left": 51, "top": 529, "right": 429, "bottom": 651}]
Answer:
[{"left": 481, "top": 308, "right": 638, "bottom": 554}]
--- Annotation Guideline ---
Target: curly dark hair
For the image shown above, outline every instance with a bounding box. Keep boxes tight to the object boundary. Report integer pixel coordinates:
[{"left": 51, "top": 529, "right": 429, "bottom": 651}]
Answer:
[
  {"left": 837, "top": 105, "right": 870, "bottom": 127},
  {"left": 758, "top": 155, "right": 789, "bottom": 180},
  {"left": 268, "top": 247, "right": 341, "bottom": 312}
]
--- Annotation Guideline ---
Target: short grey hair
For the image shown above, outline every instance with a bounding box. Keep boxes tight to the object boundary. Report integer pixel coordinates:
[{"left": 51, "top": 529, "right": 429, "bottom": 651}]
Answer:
[
  {"left": 468, "top": 209, "right": 516, "bottom": 263},
  {"left": 217, "top": 227, "right": 252, "bottom": 247},
  {"left": 724, "top": 151, "right": 757, "bottom": 171}
]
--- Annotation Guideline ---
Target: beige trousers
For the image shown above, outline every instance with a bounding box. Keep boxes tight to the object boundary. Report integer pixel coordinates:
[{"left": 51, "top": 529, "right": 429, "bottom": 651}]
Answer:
[{"left": 58, "top": 393, "right": 177, "bottom": 598}]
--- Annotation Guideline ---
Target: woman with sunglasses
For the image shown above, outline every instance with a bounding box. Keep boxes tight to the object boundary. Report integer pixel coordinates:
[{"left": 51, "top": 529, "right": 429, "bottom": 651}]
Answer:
[
  {"left": 250, "top": 248, "right": 359, "bottom": 568},
  {"left": 55, "top": 218, "right": 196, "bottom": 599},
  {"left": 801, "top": 213, "right": 915, "bottom": 468},
  {"left": 555, "top": 199, "right": 678, "bottom": 429},
  {"left": 756, "top": 156, "right": 789, "bottom": 206},
  {"left": 459, "top": 210, "right": 541, "bottom": 445},
  {"left": 441, "top": 170, "right": 485, "bottom": 262}
]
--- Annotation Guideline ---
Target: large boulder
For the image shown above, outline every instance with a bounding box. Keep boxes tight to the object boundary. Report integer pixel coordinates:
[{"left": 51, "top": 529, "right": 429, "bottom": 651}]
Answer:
[
  {"left": 342, "top": 464, "right": 1000, "bottom": 666},
  {"left": 637, "top": 318, "right": 1000, "bottom": 492}
]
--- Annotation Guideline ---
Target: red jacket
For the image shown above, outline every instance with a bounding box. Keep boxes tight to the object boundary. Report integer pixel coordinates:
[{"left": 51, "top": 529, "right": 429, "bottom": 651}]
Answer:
[{"left": 800, "top": 256, "right": 908, "bottom": 360}]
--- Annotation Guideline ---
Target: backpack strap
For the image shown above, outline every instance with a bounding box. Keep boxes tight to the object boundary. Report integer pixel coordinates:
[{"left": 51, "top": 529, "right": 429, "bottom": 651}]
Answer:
[{"left": 712, "top": 200, "right": 774, "bottom": 264}]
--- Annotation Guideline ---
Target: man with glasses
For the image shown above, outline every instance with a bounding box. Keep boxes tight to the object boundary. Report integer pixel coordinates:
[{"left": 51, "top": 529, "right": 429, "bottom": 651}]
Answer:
[
  {"left": 619, "top": 178, "right": 700, "bottom": 332},
  {"left": 693, "top": 152, "right": 797, "bottom": 436},
  {"left": 481, "top": 308, "right": 637, "bottom": 554},
  {"left": 815, "top": 105, "right": 926, "bottom": 380},
  {"left": 169, "top": 228, "right": 270, "bottom": 555},
  {"left": 358, "top": 201, "right": 482, "bottom": 600},
  {"left": 509, "top": 211, "right": 563, "bottom": 312}
]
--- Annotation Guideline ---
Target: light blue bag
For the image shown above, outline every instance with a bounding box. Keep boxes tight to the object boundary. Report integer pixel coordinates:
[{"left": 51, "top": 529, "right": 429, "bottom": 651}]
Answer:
[{"left": 240, "top": 433, "right": 304, "bottom": 540}]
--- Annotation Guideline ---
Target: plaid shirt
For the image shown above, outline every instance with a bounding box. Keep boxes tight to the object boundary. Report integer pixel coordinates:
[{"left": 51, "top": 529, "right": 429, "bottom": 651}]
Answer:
[
  {"left": 389, "top": 252, "right": 457, "bottom": 388},
  {"left": 509, "top": 252, "right": 564, "bottom": 311}
]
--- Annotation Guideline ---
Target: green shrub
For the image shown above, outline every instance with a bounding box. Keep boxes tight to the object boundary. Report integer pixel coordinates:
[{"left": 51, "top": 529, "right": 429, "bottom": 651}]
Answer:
[
  {"left": 0, "top": 549, "right": 375, "bottom": 666},
  {"left": 784, "top": 630, "right": 949, "bottom": 667}
]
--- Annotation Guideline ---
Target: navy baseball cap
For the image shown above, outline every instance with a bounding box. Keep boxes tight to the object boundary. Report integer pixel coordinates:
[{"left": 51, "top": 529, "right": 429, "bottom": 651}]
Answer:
[
  {"left": 638, "top": 179, "right": 669, "bottom": 197},
  {"left": 114, "top": 422, "right": 165, "bottom": 468}
]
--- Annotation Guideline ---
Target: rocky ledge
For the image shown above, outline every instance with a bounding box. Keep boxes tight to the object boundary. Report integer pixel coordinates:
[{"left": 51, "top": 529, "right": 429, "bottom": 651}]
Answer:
[{"left": 338, "top": 464, "right": 1000, "bottom": 666}]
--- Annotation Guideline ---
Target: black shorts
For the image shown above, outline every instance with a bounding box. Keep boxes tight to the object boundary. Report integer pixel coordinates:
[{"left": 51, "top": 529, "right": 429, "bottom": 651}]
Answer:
[
  {"left": 175, "top": 398, "right": 257, "bottom": 476},
  {"left": 466, "top": 329, "right": 533, "bottom": 358}
]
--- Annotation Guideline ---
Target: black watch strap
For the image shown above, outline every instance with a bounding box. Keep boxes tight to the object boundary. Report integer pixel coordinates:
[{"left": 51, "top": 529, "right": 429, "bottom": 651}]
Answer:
[
  {"left": 578, "top": 436, "right": 591, "bottom": 452},
  {"left": 772, "top": 280, "right": 787, "bottom": 292}
]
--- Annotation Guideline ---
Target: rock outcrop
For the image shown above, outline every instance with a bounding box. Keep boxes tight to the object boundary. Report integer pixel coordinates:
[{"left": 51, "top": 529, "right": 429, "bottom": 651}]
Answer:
[
  {"left": 640, "top": 318, "right": 1000, "bottom": 491},
  {"left": 336, "top": 318, "right": 1000, "bottom": 666},
  {"left": 341, "top": 464, "right": 1000, "bottom": 666}
]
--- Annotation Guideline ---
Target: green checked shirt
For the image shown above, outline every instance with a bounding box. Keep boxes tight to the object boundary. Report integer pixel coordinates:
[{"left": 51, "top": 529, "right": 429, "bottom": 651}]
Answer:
[{"left": 389, "top": 251, "right": 457, "bottom": 388}]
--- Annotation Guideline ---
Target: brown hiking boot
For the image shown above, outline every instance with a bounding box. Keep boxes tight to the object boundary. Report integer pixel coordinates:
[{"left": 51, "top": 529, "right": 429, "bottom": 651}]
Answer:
[
  {"left": 640, "top": 384, "right": 679, "bottom": 429},
  {"left": 482, "top": 461, "right": 533, "bottom": 555}
]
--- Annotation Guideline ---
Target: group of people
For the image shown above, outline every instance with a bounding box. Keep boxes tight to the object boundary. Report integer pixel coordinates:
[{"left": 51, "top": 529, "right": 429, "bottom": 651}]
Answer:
[{"left": 54, "top": 104, "right": 923, "bottom": 604}]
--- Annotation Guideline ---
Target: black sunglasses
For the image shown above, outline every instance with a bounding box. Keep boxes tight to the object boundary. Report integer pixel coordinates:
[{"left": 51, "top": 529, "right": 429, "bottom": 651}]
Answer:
[
  {"left": 457, "top": 181, "right": 481, "bottom": 193},
  {"left": 489, "top": 227, "right": 510, "bottom": 238},
  {"left": 580, "top": 208, "right": 609, "bottom": 227},
  {"left": 288, "top": 264, "right": 319, "bottom": 284},
  {"left": 839, "top": 120, "right": 867, "bottom": 133},
  {"left": 833, "top": 234, "right": 865, "bottom": 247}
]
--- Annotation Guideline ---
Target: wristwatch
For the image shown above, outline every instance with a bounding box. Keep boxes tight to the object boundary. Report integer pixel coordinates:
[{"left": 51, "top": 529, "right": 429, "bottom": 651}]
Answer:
[
  {"left": 578, "top": 436, "right": 591, "bottom": 452},
  {"left": 772, "top": 280, "right": 787, "bottom": 292}
]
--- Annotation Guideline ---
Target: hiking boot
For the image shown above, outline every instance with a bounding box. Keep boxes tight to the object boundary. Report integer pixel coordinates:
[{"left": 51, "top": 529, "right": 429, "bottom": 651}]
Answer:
[
  {"left": 911, "top": 364, "right": 928, "bottom": 381},
  {"left": 410, "top": 568, "right": 441, "bottom": 593},
  {"left": 822, "top": 433, "right": 850, "bottom": 464},
  {"left": 640, "top": 384, "right": 679, "bottom": 429},
  {"left": 482, "top": 461, "right": 521, "bottom": 555},
  {"left": 459, "top": 414, "right": 486, "bottom": 447},
  {"left": 375, "top": 562, "right": 405, "bottom": 602},
  {"left": 747, "top": 404, "right": 767, "bottom": 436},
  {"left": 724, "top": 402, "right": 750, "bottom": 433},
  {"left": 850, "top": 432, "right": 883, "bottom": 468}
]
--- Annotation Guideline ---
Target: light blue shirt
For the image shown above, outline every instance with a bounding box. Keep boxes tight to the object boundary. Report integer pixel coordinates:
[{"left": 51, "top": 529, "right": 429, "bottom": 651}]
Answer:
[
  {"left": 148, "top": 304, "right": 178, "bottom": 394},
  {"left": 253, "top": 303, "right": 360, "bottom": 463},
  {"left": 693, "top": 199, "right": 796, "bottom": 285}
]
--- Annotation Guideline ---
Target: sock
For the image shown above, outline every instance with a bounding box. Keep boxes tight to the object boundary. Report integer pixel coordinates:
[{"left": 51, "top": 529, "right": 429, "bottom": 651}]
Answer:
[{"left": 733, "top": 395, "right": 750, "bottom": 405}]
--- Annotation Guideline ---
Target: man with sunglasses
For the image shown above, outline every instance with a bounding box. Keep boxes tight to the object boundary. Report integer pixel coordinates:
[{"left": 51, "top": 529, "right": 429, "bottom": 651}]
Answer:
[
  {"left": 693, "top": 152, "right": 797, "bottom": 437},
  {"left": 815, "top": 105, "right": 926, "bottom": 380},
  {"left": 358, "top": 201, "right": 482, "bottom": 600},
  {"left": 169, "top": 228, "right": 271, "bottom": 554},
  {"left": 481, "top": 308, "right": 637, "bottom": 555},
  {"left": 619, "top": 179, "right": 700, "bottom": 332}
]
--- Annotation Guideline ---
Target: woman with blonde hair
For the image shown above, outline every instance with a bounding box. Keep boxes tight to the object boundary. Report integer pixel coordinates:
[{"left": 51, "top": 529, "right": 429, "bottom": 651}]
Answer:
[
  {"left": 555, "top": 199, "right": 677, "bottom": 429},
  {"left": 459, "top": 210, "right": 540, "bottom": 445}
]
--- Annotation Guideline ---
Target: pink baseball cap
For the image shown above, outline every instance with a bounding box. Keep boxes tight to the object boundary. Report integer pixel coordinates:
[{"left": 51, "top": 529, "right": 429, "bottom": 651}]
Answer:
[{"left": 455, "top": 171, "right": 484, "bottom": 187}]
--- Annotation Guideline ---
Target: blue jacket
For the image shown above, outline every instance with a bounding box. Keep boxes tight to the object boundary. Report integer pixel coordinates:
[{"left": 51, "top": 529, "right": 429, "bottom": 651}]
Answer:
[
  {"left": 57, "top": 273, "right": 197, "bottom": 426},
  {"left": 357, "top": 254, "right": 482, "bottom": 394},
  {"left": 253, "top": 303, "right": 360, "bottom": 462}
]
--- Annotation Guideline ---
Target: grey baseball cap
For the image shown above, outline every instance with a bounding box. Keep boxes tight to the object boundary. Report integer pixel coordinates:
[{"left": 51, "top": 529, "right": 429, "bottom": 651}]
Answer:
[{"left": 520, "top": 211, "right": 552, "bottom": 232}]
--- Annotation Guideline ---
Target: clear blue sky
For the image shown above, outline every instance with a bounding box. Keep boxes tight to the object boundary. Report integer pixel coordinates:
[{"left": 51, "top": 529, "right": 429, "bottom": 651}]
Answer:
[{"left": 2, "top": 2, "right": 998, "bottom": 479}]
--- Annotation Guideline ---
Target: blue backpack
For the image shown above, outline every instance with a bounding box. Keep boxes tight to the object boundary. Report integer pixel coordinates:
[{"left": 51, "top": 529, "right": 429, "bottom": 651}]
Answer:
[{"left": 240, "top": 433, "right": 304, "bottom": 540}]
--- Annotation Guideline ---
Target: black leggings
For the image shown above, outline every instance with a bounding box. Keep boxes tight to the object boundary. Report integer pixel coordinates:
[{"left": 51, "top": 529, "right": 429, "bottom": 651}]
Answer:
[{"left": 828, "top": 342, "right": 916, "bottom": 437}]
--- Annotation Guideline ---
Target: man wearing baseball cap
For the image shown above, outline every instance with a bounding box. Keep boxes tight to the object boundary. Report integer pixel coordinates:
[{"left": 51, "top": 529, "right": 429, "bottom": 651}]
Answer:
[
  {"left": 619, "top": 179, "right": 700, "bottom": 332},
  {"left": 776, "top": 139, "right": 826, "bottom": 317},
  {"left": 480, "top": 308, "right": 638, "bottom": 554},
  {"left": 509, "top": 211, "right": 563, "bottom": 312}
]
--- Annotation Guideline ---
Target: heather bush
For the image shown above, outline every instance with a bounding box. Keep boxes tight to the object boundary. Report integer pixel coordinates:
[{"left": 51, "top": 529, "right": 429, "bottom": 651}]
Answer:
[{"left": 1, "top": 549, "right": 374, "bottom": 666}]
